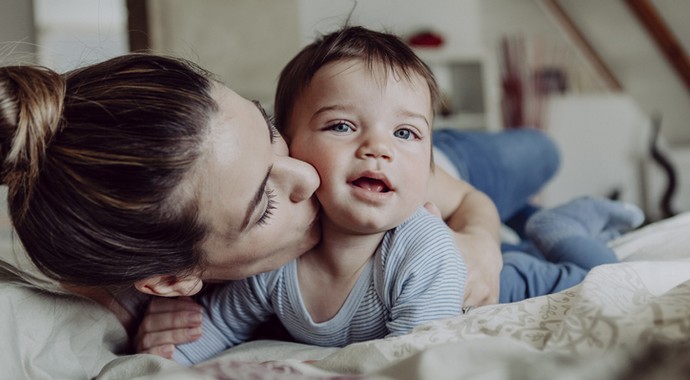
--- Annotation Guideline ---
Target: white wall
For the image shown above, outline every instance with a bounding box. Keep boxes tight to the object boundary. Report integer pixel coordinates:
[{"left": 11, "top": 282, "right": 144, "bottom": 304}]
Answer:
[
  {"left": 0, "top": 0, "right": 35, "bottom": 64},
  {"left": 145, "top": 1, "right": 690, "bottom": 143},
  {"left": 297, "top": 0, "right": 482, "bottom": 55},
  {"left": 539, "top": 95, "right": 650, "bottom": 208},
  {"left": 558, "top": 0, "right": 690, "bottom": 146},
  {"left": 148, "top": 0, "right": 300, "bottom": 106},
  {"left": 7, "top": 1, "right": 685, "bottom": 216},
  {"left": 33, "top": 0, "right": 128, "bottom": 71}
]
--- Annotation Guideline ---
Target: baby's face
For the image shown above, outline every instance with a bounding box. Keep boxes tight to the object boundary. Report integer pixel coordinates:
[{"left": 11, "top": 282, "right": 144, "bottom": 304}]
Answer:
[{"left": 285, "top": 59, "right": 433, "bottom": 234}]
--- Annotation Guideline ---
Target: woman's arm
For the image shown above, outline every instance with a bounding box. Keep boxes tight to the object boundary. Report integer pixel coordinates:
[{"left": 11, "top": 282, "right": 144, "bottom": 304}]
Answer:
[{"left": 427, "top": 165, "right": 502, "bottom": 306}]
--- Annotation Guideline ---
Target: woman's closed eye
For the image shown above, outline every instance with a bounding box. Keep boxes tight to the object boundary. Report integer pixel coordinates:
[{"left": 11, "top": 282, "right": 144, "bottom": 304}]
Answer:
[
  {"left": 269, "top": 124, "right": 281, "bottom": 143},
  {"left": 257, "top": 188, "right": 277, "bottom": 226}
]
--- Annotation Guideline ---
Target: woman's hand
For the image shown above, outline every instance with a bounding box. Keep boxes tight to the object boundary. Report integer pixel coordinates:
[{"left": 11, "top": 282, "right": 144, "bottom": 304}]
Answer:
[
  {"left": 134, "top": 296, "right": 203, "bottom": 359},
  {"left": 425, "top": 166, "right": 503, "bottom": 307},
  {"left": 424, "top": 200, "right": 502, "bottom": 306},
  {"left": 452, "top": 228, "right": 502, "bottom": 306}
]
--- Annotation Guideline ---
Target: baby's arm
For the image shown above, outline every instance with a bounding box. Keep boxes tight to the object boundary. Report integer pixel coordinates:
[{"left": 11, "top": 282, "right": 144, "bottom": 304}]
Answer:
[
  {"left": 386, "top": 210, "right": 467, "bottom": 336},
  {"left": 426, "top": 165, "right": 502, "bottom": 306}
]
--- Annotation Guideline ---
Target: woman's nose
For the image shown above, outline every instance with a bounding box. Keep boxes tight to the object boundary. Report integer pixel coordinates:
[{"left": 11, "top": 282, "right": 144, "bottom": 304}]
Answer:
[{"left": 275, "top": 155, "right": 320, "bottom": 203}]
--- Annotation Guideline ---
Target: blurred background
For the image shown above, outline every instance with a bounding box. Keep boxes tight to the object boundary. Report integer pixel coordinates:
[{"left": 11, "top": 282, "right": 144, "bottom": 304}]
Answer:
[{"left": 2, "top": 0, "right": 689, "bottom": 222}]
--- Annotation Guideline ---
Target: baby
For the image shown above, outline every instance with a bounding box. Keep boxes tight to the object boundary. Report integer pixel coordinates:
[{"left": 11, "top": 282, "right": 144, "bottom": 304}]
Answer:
[{"left": 138, "top": 26, "right": 644, "bottom": 365}]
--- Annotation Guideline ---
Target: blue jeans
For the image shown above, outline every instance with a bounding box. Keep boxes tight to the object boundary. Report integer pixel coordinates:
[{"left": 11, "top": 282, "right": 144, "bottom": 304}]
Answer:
[
  {"left": 499, "top": 252, "right": 588, "bottom": 303},
  {"left": 433, "top": 128, "right": 585, "bottom": 303},
  {"left": 433, "top": 128, "right": 561, "bottom": 232}
]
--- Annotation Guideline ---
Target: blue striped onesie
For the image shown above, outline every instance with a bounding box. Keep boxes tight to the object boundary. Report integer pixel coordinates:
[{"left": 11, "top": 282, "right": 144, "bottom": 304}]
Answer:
[{"left": 174, "top": 207, "right": 467, "bottom": 365}]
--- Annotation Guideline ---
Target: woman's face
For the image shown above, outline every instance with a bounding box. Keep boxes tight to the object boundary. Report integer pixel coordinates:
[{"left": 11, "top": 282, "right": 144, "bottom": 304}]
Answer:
[{"left": 193, "top": 85, "right": 321, "bottom": 281}]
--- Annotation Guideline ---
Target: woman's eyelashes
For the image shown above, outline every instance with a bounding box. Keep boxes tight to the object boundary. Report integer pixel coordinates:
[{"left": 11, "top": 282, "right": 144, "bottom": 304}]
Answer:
[
  {"left": 257, "top": 188, "right": 277, "bottom": 226},
  {"left": 269, "top": 124, "right": 281, "bottom": 143},
  {"left": 251, "top": 99, "right": 281, "bottom": 144}
]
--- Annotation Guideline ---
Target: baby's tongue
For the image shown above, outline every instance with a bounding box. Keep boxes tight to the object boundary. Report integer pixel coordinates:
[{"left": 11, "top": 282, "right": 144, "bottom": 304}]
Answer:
[{"left": 353, "top": 178, "right": 388, "bottom": 192}]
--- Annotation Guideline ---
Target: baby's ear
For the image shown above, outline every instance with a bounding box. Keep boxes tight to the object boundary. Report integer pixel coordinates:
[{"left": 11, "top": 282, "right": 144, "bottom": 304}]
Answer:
[{"left": 134, "top": 274, "right": 203, "bottom": 297}]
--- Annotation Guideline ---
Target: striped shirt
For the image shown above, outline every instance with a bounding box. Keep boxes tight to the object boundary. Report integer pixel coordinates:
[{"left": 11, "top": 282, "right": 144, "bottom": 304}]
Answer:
[{"left": 174, "top": 207, "right": 467, "bottom": 365}]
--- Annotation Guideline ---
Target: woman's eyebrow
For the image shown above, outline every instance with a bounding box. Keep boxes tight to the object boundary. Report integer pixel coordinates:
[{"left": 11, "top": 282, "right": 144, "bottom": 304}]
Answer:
[
  {"left": 252, "top": 100, "right": 273, "bottom": 142},
  {"left": 240, "top": 166, "right": 272, "bottom": 232}
]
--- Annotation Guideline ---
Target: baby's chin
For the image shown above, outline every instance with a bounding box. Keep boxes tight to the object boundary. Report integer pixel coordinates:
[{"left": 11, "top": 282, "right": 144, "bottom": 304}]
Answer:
[{"left": 335, "top": 217, "right": 406, "bottom": 235}]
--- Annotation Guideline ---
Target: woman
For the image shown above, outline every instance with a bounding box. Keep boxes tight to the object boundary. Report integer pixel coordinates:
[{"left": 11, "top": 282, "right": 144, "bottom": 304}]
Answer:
[{"left": 0, "top": 53, "right": 557, "bottom": 338}]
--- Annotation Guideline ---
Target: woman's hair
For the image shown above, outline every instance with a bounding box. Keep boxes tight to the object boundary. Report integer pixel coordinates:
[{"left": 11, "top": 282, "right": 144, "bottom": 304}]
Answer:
[
  {"left": 0, "top": 53, "right": 217, "bottom": 287},
  {"left": 274, "top": 26, "right": 441, "bottom": 134}
]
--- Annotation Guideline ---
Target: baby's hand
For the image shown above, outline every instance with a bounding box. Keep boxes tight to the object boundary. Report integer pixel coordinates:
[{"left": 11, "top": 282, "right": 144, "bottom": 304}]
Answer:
[{"left": 134, "top": 296, "right": 202, "bottom": 359}]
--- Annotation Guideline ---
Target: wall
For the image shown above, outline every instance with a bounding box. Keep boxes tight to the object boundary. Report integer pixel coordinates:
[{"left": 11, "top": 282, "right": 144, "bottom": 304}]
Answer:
[
  {"left": 3, "top": 1, "right": 686, "bottom": 215},
  {"left": 477, "top": 0, "right": 690, "bottom": 217},
  {"left": 33, "top": 0, "right": 128, "bottom": 71},
  {"left": 147, "top": 0, "right": 484, "bottom": 113},
  {"left": 558, "top": 0, "right": 690, "bottom": 146},
  {"left": 296, "top": 0, "right": 481, "bottom": 53},
  {"left": 146, "top": 1, "right": 690, "bottom": 143},
  {"left": 148, "top": 0, "right": 300, "bottom": 106},
  {"left": 479, "top": 0, "right": 690, "bottom": 145},
  {"left": 0, "top": 0, "right": 35, "bottom": 64}
]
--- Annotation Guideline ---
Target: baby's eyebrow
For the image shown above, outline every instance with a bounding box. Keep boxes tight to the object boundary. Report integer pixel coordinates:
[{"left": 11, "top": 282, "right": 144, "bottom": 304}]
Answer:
[
  {"left": 310, "top": 104, "right": 352, "bottom": 120},
  {"left": 398, "top": 110, "right": 431, "bottom": 128}
]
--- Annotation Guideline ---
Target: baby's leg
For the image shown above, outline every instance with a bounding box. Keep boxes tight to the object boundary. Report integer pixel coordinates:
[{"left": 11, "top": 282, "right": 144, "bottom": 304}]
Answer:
[
  {"left": 525, "top": 196, "right": 644, "bottom": 268},
  {"left": 499, "top": 252, "right": 587, "bottom": 303}
]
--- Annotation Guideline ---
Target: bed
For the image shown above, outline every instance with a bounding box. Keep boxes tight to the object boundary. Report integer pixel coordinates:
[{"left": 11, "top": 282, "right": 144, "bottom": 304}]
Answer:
[{"left": 2, "top": 211, "right": 690, "bottom": 380}]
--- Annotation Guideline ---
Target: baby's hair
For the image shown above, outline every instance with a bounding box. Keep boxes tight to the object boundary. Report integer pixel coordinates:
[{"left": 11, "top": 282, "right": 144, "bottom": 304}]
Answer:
[{"left": 274, "top": 26, "right": 440, "bottom": 136}]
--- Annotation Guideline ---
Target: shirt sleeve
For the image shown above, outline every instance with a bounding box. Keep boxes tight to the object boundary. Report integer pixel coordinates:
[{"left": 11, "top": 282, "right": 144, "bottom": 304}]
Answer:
[
  {"left": 173, "top": 274, "right": 275, "bottom": 365},
  {"left": 384, "top": 209, "right": 467, "bottom": 337}
]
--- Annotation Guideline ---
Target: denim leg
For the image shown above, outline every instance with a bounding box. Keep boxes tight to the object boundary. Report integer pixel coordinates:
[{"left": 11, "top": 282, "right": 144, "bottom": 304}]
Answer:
[
  {"left": 501, "top": 240, "right": 545, "bottom": 261},
  {"left": 432, "top": 128, "right": 561, "bottom": 224},
  {"left": 499, "top": 252, "right": 587, "bottom": 303},
  {"left": 548, "top": 236, "right": 618, "bottom": 269}
]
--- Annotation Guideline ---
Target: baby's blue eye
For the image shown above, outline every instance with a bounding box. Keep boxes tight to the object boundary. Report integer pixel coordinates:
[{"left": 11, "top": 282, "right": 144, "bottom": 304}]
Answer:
[
  {"left": 394, "top": 129, "right": 412, "bottom": 140},
  {"left": 329, "top": 122, "right": 353, "bottom": 133}
]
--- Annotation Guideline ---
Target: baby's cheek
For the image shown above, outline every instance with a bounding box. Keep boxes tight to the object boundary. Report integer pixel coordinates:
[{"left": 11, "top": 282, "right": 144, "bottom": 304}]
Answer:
[{"left": 287, "top": 141, "right": 315, "bottom": 163}]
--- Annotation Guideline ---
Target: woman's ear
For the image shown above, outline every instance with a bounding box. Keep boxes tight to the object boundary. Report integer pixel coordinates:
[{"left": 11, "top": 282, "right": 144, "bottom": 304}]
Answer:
[{"left": 134, "top": 274, "right": 203, "bottom": 297}]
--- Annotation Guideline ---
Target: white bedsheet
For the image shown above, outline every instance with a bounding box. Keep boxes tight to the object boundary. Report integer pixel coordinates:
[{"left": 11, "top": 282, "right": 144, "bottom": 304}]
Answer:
[{"left": 3, "top": 213, "right": 690, "bottom": 380}]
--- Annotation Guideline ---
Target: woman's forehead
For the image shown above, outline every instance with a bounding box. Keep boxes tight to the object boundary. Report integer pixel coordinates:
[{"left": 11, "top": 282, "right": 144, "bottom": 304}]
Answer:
[{"left": 196, "top": 85, "right": 273, "bottom": 238}]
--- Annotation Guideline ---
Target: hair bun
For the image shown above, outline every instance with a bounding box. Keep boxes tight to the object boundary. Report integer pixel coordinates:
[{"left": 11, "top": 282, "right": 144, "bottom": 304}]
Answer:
[{"left": 0, "top": 65, "right": 65, "bottom": 218}]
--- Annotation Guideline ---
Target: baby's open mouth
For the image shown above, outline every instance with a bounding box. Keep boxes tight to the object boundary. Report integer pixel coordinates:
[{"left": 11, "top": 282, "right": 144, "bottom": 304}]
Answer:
[{"left": 352, "top": 177, "right": 391, "bottom": 193}]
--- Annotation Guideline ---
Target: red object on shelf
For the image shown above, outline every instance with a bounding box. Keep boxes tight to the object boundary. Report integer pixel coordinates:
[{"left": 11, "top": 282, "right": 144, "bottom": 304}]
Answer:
[{"left": 407, "top": 31, "right": 444, "bottom": 48}]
